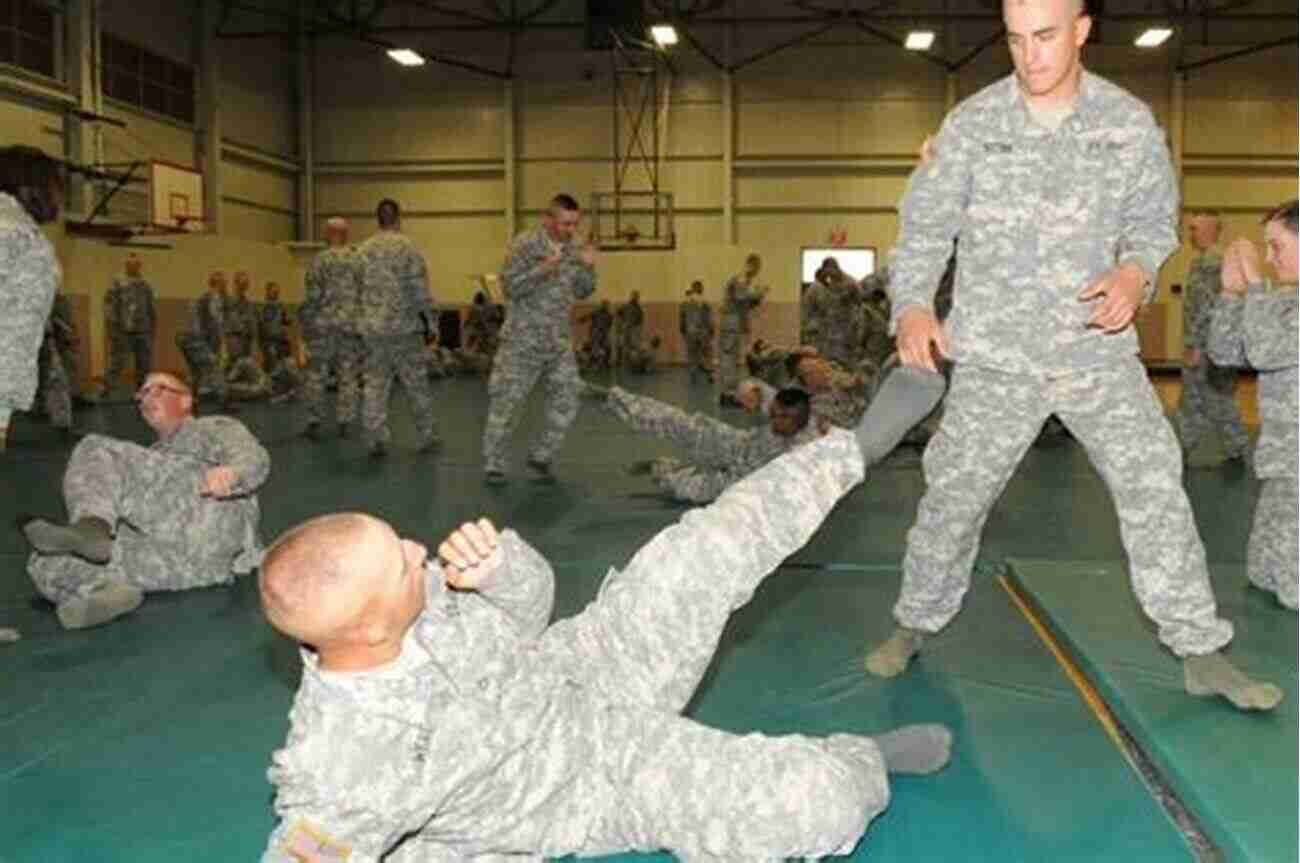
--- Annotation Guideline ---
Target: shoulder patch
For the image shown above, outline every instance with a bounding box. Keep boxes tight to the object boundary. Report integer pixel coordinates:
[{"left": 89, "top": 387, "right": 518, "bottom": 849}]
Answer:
[{"left": 281, "top": 819, "right": 353, "bottom": 861}]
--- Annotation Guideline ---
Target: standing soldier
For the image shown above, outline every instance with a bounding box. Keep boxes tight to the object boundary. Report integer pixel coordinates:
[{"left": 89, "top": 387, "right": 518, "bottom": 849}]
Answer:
[
  {"left": 579, "top": 299, "right": 614, "bottom": 369},
  {"left": 357, "top": 199, "right": 439, "bottom": 457},
  {"left": 863, "top": 0, "right": 1278, "bottom": 712},
  {"left": 482, "top": 193, "right": 596, "bottom": 485},
  {"left": 718, "top": 253, "right": 767, "bottom": 406},
  {"left": 114, "top": 253, "right": 155, "bottom": 391},
  {"left": 101, "top": 270, "right": 124, "bottom": 395},
  {"left": 176, "top": 272, "right": 228, "bottom": 402},
  {"left": 300, "top": 218, "right": 363, "bottom": 439},
  {"left": 463, "top": 291, "right": 494, "bottom": 354},
  {"left": 37, "top": 309, "right": 72, "bottom": 433},
  {"left": 807, "top": 258, "right": 873, "bottom": 369},
  {"left": 258, "top": 281, "right": 293, "bottom": 372},
  {"left": 225, "top": 271, "right": 258, "bottom": 363},
  {"left": 0, "top": 145, "right": 62, "bottom": 454},
  {"left": 615, "top": 290, "right": 645, "bottom": 369},
  {"left": 1173, "top": 210, "right": 1249, "bottom": 464},
  {"left": 680, "top": 280, "right": 714, "bottom": 382},
  {"left": 49, "top": 289, "right": 80, "bottom": 402}
]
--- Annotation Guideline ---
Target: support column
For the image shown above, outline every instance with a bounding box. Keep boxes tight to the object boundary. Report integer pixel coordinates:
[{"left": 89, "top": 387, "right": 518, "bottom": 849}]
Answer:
[
  {"left": 63, "top": 0, "right": 97, "bottom": 218},
  {"left": 1170, "top": 71, "right": 1186, "bottom": 182},
  {"left": 197, "top": 0, "right": 222, "bottom": 234},
  {"left": 504, "top": 78, "right": 517, "bottom": 239},
  {"left": 722, "top": 70, "right": 734, "bottom": 246},
  {"left": 296, "top": 12, "right": 314, "bottom": 241}
]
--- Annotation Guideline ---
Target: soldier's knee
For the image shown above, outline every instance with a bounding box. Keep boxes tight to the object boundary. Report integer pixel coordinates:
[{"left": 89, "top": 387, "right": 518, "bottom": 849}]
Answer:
[{"left": 784, "top": 753, "right": 877, "bottom": 849}]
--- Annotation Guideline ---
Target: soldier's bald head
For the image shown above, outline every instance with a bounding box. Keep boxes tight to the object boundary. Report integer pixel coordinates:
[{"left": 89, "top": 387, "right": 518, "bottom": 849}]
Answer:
[
  {"left": 260, "top": 513, "right": 393, "bottom": 644},
  {"left": 1005, "top": 0, "right": 1084, "bottom": 15}
]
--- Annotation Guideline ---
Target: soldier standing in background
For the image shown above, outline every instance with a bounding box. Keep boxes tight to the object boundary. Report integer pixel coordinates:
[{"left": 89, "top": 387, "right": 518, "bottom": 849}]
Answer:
[
  {"left": 49, "top": 289, "right": 80, "bottom": 403},
  {"left": 259, "top": 281, "right": 293, "bottom": 372},
  {"left": 176, "top": 272, "right": 228, "bottom": 403},
  {"left": 357, "top": 199, "right": 439, "bottom": 457},
  {"left": 225, "top": 271, "right": 258, "bottom": 363},
  {"left": 680, "top": 280, "right": 714, "bottom": 383},
  {"left": 718, "top": 253, "right": 767, "bottom": 406},
  {"left": 482, "top": 193, "right": 596, "bottom": 485},
  {"left": 114, "top": 254, "right": 155, "bottom": 391},
  {"left": 1173, "top": 210, "right": 1249, "bottom": 464},
  {"left": 578, "top": 299, "right": 614, "bottom": 370},
  {"left": 615, "top": 290, "right": 645, "bottom": 370},
  {"left": 300, "top": 218, "right": 363, "bottom": 439}
]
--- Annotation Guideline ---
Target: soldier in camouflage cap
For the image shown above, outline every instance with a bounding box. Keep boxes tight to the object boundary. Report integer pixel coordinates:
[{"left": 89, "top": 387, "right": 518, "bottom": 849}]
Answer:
[
  {"left": 679, "top": 280, "right": 714, "bottom": 383},
  {"left": 102, "top": 253, "right": 155, "bottom": 393},
  {"left": 864, "top": 0, "right": 1279, "bottom": 712},
  {"left": 257, "top": 429, "right": 951, "bottom": 863},
  {"left": 482, "top": 194, "right": 597, "bottom": 484},
  {"left": 718, "top": 253, "right": 767, "bottom": 405},
  {"left": 176, "top": 272, "right": 229, "bottom": 403}
]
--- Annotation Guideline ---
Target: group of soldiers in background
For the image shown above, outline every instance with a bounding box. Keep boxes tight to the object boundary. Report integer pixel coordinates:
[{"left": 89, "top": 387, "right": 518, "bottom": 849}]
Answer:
[{"left": 577, "top": 290, "right": 661, "bottom": 374}]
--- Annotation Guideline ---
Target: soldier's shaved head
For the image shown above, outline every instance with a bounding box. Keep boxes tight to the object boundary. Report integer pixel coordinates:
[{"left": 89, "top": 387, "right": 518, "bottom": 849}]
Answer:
[
  {"left": 1005, "top": 0, "right": 1084, "bottom": 14},
  {"left": 261, "top": 513, "right": 389, "bottom": 644}
]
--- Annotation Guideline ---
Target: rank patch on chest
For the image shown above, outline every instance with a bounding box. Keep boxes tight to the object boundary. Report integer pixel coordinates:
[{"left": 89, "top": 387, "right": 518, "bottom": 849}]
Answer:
[
  {"left": 983, "top": 142, "right": 1013, "bottom": 154},
  {"left": 281, "top": 819, "right": 352, "bottom": 861}
]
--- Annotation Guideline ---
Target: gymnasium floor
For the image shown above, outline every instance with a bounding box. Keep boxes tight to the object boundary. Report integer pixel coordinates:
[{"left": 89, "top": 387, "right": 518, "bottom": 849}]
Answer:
[{"left": 1, "top": 369, "right": 1294, "bottom": 862}]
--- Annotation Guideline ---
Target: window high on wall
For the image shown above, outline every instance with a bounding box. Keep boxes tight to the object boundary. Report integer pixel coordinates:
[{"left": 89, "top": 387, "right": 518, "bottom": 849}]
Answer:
[
  {"left": 102, "top": 32, "right": 194, "bottom": 125},
  {"left": 0, "top": 0, "right": 56, "bottom": 79}
]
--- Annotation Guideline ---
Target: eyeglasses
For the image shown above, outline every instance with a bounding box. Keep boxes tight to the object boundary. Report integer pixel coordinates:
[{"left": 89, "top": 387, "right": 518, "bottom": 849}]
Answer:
[{"left": 135, "top": 383, "right": 189, "bottom": 401}]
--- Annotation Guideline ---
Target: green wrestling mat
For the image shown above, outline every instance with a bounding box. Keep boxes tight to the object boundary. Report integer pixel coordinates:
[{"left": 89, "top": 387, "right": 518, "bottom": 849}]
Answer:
[
  {"left": 0, "top": 375, "right": 1204, "bottom": 861},
  {"left": 1005, "top": 558, "right": 1298, "bottom": 863}
]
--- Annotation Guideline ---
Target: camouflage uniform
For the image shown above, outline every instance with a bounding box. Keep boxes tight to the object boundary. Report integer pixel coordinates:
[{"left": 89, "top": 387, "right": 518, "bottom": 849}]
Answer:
[
  {"left": 102, "top": 279, "right": 126, "bottom": 391},
  {"left": 0, "top": 192, "right": 58, "bottom": 430},
  {"left": 582, "top": 304, "right": 613, "bottom": 369},
  {"left": 225, "top": 294, "right": 258, "bottom": 362},
  {"left": 177, "top": 291, "right": 227, "bottom": 400},
  {"left": 37, "top": 316, "right": 71, "bottom": 428},
  {"left": 615, "top": 299, "right": 644, "bottom": 368},
  {"left": 718, "top": 275, "right": 766, "bottom": 395},
  {"left": 887, "top": 70, "right": 1233, "bottom": 656},
  {"left": 605, "top": 386, "right": 820, "bottom": 503},
  {"left": 226, "top": 355, "right": 297, "bottom": 402},
  {"left": 357, "top": 231, "right": 438, "bottom": 449},
  {"left": 49, "top": 292, "right": 79, "bottom": 398},
  {"left": 27, "top": 417, "right": 267, "bottom": 604},
  {"left": 464, "top": 303, "right": 498, "bottom": 356},
  {"left": 263, "top": 430, "right": 891, "bottom": 863},
  {"left": 106, "top": 276, "right": 155, "bottom": 389},
  {"left": 482, "top": 227, "right": 596, "bottom": 474},
  {"left": 808, "top": 271, "right": 884, "bottom": 369},
  {"left": 800, "top": 282, "right": 822, "bottom": 347},
  {"left": 259, "top": 299, "right": 293, "bottom": 371},
  {"left": 752, "top": 361, "right": 868, "bottom": 432},
  {"left": 300, "top": 246, "right": 363, "bottom": 429},
  {"left": 858, "top": 271, "right": 894, "bottom": 382},
  {"left": 679, "top": 297, "right": 714, "bottom": 381},
  {"left": 1172, "top": 248, "right": 1249, "bottom": 458},
  {"left": 1208, "top": 282, "right": 1298, "bottom": 609}
]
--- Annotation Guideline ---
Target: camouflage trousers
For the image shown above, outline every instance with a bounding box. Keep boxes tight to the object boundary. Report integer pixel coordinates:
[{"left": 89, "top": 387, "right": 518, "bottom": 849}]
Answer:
[
  {"left": 717, "top": 329, "right": 744, "bottom": 394},
  {"left": 896, "top": 358, "right": 1234, "bottom": 657},
  {"left": 618, "top": 326, "right": 643, "bottom": 369},
  {"left": 176, "top": 334, "right": 225, "bottom": 400},
  {"left": 361, "top": 333, "right": 437, "bottom": 447},
  {"left": 1173, "top": 356, "right": 1249, "bottom": 458},
  {"left": 262, "top": 338, "right": 292, "bottom": 371},
  {"left": 650, "top": 456, "right": 733, "bottom": 504},
  {"left": 488, "top": 432, "right": 887, "bottom": 861},
  {"left": 27, "top": 434, "right": 255, "bottom": 604},
  {"left": 482, "top": 343, "right": 581, "bottom": 473},
  {"left": 1248, "top": 477, "right": 1298, "bottom": 610},
  {"left": 38, "top": 338, "right": 71, "bottom": 428},
  {"left": 105, "top": 332, "right": 152, "bottom": 391},
  {"left": 302, "top": 331, "right": 362, "bottom": 426},
  {"left": 684, "top": 335, "right": 712, "bottom": 381}
]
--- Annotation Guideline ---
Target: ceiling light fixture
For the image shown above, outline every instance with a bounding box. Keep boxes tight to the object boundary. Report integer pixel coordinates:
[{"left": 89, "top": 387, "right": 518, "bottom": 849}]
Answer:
[
  {"left": 650, "top": 24, "right": 679, "bottom": 47},
  {"left": 1134, "top": 27, "right": 1173, "bottom": 48},
  {"left": 387, "top": 48, "right": 425, "bottom": 66},
  {"left": 905, "top": 31, "right": 936, "bottom": 51}
]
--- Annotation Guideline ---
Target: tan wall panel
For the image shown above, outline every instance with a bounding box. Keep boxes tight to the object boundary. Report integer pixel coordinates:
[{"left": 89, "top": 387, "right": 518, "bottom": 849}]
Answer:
[
  {"left": 1185, "top": 100, "right": 1298, "bottom": 156},
  {"left": 517, "top": 161, "right": 609, "bottom": 210},
  {"left": 0, "top": 98, "right": 63, "bottom": 151},
  {"left": 101, "top": 102, "right": 194, "bottom": 168},
  {"left": 315, "top": 175, "right": 505, "bottom": 215},
  {"left": 223, "top": 159, "right": 297, "bottom": 212},
  {"left": 222, "top": 40, "right": 297, "bottom": 158},
  {"left": 1183, "top": 175, "right": 1298, "bottom": 211},
  {"left": 517, "top": 106, "right": 612, "bottom": 159},
  {"left": 314, "top": 106, "right": 504, "bottom": 163},
  {"left": 223, "top": 204, "right": 296, "bottom": 244},
  {"left": 737, "top": 172, "right": 907, "bottom": 209},
  {"left": 666, "top": 102, "right": 723, "bottom": 158},
  {"left": 1183, "top": 49, "right": 1299, "bottom": 101},
  {"left": 735, "top": 49, "right": 947, "bottom": 102}
]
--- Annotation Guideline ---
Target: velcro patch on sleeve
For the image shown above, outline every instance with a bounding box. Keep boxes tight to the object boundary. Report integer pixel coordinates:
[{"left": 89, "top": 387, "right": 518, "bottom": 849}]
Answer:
[{"left": 281, "top": 819, "right": 352, "bottom": 862}]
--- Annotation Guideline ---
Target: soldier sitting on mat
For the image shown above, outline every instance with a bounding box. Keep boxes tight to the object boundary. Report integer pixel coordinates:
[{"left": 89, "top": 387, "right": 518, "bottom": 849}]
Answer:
[
  {"left": 20, "top": 371, "right": 268, "bottom": 630},
  {"left": 258, "top": 427, "right": 952, "bottom": 863}
]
